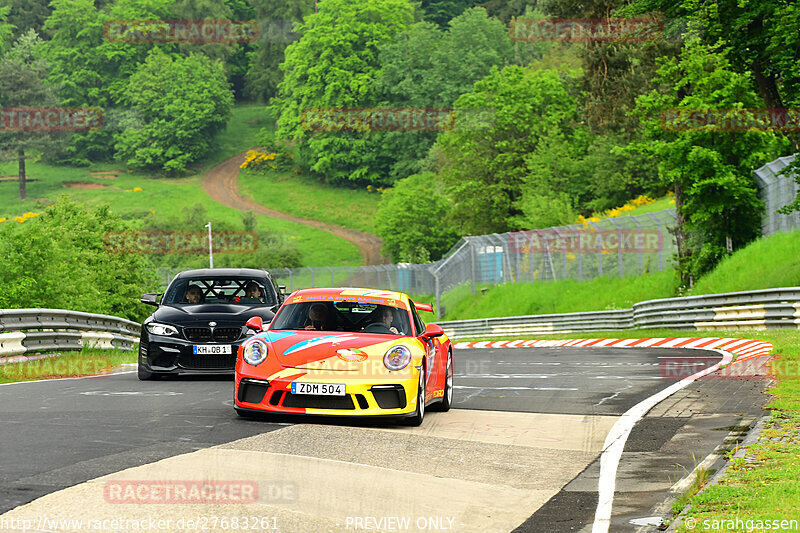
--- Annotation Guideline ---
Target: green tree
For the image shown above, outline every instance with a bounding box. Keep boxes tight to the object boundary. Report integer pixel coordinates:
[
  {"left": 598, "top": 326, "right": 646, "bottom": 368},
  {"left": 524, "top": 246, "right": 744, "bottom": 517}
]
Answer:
[
  {"left": 421, "top": 0, "right": 476, "bottom": 28},
  {"left": 272, "top": 0, "right": 414, "bottom": 183},
  {"left": 0, "top": 0, "right": 50, "bottom": 40},
  {"left": 433, "top": 65, "right": 582, "bottom": 234},
  {"left": 0, "top": 197, "right": 159, "bottom": 321},
  {"left": 115, "top": 49, "right": 234, "bottom": 174},
  {"left": 0, "top": 5, "right": 13, "bottom": 51},
  {"left": 375, "top": 172, "right": 459, "bottom": 262},
  {"left": 41, "top": 0, "right": 179, "bottom": 164},
  {"left": 244, "top": 0, "right": 314, "bottom": 102},
  {"left": 0, "top": 30, "right": 63, "bottom": 200},
  {"left": 370, "top": 8, "right": 514, "bottom": 182},
  {"left": 629, "top": 40, "right": 790, "bottom": 284},
  {"left": 625, "top": 0, "right": 800, "bottom": 150}
]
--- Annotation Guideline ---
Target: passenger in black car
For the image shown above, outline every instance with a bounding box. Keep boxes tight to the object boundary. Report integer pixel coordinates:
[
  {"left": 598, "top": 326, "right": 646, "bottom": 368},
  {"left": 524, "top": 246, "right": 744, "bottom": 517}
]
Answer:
[{"left": 239, "top": 281, "right": 264, "bottom": 304}]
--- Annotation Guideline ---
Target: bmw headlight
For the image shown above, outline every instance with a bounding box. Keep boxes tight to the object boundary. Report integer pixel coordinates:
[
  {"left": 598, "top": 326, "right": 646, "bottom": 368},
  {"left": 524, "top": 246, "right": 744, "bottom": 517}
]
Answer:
[
  {"left": 384, "top": 345, "right": 412, "bottom": 371},
  {"left": 243, "top": 339, "right": 269, "bottom": 366},
  {"left": 146, "top": 322, "right": 179, "bottom": 336}
]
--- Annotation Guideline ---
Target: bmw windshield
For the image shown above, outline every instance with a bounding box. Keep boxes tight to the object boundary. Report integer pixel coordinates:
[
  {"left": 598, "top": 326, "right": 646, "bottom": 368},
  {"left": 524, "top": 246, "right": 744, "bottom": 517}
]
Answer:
[{"left": 162, "top": 277, "right": 277, "bottom": 306}]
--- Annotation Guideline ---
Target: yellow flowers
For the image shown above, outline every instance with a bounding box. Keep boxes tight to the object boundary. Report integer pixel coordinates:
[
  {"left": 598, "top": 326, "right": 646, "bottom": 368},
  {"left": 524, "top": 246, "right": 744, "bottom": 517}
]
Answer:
[
  {"left": 577, "top": 194, "right": 657, "bottom": 224},
  {"left": 629, "top": 194, "right": 655, "bottom": 208},
  {"left": 13, "top": 212, "right": 40, "bottom": 223},
  {"left": 365, "top": 185, "right": 385, "bottom": 193},
  {"left": 240, "top": 150, "right": 279, "bottom": 170},
  {"left": 133, "top": 187, "right": 142, "bottom": 192},
  {"left": 0, "top": 217, "right": 6, "bottom": 224}
]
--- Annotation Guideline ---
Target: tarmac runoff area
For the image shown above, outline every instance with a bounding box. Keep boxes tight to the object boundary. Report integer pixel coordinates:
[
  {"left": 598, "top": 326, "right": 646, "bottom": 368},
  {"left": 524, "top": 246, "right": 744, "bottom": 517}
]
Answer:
[{"left": 0, "top": 409, "right": 618, "bottom": 533}]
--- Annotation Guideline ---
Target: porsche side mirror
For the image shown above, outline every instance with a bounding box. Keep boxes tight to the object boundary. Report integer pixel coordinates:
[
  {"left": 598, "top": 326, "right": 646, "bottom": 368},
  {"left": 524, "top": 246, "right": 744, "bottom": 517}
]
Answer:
[
  {"left": 246, "top": 316, "right": 264, "bottom": 333},
  {"left": 421, "top": 323, "right": 444, "bottom": 339},
  {"left": 140, "top": 293, "right": 162, "bottom": 307}
]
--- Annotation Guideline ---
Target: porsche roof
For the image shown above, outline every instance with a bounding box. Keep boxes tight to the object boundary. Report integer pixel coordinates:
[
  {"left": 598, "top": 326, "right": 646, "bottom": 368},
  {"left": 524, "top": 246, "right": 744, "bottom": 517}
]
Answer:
[{"left": 285, "top": 287, "right": 410, "bottom": 307}]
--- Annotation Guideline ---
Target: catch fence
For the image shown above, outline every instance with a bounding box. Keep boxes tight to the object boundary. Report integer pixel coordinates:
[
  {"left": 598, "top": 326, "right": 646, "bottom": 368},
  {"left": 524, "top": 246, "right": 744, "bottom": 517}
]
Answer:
[{"left": 156, "top": 209, "right": 677, "bottom": 318}]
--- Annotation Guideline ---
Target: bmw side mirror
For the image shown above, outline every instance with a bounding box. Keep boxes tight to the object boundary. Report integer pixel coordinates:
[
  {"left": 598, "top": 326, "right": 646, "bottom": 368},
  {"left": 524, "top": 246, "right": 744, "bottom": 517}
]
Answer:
[
  {"left": 246, "top": 316, "right": 264, "bottom": 333},
  {"left": 140, "top": 293, "right": 162, "bottom": 307}
]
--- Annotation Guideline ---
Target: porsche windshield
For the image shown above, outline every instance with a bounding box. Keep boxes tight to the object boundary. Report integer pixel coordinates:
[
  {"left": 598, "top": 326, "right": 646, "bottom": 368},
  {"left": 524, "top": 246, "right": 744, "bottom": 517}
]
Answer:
[
  {"left": 162, "top": 277, "right": 276, "bottom": 306},
  {"left": 271, "top": 301, "right": 412, "bottom": 335}
]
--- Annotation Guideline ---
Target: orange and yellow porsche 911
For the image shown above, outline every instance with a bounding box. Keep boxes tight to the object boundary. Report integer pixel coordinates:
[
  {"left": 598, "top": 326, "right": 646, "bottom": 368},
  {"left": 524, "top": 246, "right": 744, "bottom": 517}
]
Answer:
[{"left": 233, "top": 288, "right": 453, "bottom": 425}]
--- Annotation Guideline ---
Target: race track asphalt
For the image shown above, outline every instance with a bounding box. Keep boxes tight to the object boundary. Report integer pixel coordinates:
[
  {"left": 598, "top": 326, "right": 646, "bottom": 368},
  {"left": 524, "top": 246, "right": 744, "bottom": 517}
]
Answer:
[{"left": 0, "top": 346, "right": 769, "bottom": 532}]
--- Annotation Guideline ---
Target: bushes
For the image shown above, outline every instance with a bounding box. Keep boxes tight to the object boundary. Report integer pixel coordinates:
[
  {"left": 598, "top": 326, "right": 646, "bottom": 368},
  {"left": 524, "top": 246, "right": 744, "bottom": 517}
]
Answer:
[{"left": 0, "top": 197, "right": 158, "bottom": 321}]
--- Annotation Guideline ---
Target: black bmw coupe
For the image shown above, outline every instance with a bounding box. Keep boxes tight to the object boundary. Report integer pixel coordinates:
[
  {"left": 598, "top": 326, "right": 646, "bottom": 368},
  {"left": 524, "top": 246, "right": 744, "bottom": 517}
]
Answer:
[{"left": 137, "top": 268, "right": 284, "bottom": 380}]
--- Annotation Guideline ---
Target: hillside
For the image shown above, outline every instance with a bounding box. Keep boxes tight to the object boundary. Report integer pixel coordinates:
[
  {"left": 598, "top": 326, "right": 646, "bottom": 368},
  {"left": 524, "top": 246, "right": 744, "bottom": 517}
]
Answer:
[
  {"left": 437, "top": 229, "right": 800, "bottom": 320},
  {"left": 0, "top": 105, "right": 362, "bottom": 267}
]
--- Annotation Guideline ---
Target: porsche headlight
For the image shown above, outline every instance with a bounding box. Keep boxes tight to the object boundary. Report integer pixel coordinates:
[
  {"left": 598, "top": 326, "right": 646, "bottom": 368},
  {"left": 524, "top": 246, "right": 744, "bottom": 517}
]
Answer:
[
  {"left": 384, "top": 345, "right": 412, "bottom": 371},
  {"left": 242, "top": 339, "right": 269, "bottom": 366},
  {"left": 146, "top": 322, "right": 178, "bottom": 336}
]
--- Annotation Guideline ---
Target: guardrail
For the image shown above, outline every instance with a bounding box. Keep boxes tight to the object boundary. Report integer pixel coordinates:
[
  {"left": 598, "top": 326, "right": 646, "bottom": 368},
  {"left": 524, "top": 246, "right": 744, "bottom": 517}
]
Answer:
[
  {"left": 438, "top": 287, "right": 800, "bottom": 340},
  {"left": 0, "top": 309, "right": 141, "bottom": 358}
]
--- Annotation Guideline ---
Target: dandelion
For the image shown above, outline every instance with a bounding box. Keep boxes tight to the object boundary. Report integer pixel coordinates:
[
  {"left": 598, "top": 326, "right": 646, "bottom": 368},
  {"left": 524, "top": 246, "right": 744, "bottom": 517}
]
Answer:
[
  {"left": 0, "top": 217, "right": 6, "bottom": 224},
  {"left": 133, "top": 187, "right": 142, "bottom": 192},
  {"left": 150, "top": 210, "right": 156, "bottom": 214},
  {"left": 124, "top": 189, "right": 132, "bottom": 192}
]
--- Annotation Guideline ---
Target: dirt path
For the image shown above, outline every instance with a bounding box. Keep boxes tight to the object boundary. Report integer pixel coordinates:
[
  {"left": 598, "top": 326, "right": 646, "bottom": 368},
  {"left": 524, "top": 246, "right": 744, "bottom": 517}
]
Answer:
[{"left": 202, "top": 151, "right": 387, "bottom": 266}]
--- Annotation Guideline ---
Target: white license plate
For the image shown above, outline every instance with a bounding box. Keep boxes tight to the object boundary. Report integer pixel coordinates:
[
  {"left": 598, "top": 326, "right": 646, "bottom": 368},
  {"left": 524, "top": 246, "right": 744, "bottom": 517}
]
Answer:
[
  {"left": 193, "top": 345, "right": 231, "bottom": 355},
  {"left": 291, "top": 382, "right": 345, "bottom": 396}
]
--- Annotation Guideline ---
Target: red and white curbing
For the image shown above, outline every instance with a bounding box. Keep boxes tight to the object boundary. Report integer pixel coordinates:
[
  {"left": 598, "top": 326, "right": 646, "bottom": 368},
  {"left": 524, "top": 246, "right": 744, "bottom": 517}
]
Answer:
[{"left": 453, "top": 337, "right": 774, "bottom": 365}]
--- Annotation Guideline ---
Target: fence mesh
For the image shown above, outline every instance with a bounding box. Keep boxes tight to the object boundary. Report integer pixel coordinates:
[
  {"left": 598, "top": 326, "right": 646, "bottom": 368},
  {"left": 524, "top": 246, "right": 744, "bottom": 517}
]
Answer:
[
  {"left": 155, "top": 209, "right": 677, "bottom": 317},
  {"left": 753, "top": 153, "right": 800, "bottom": 236}
]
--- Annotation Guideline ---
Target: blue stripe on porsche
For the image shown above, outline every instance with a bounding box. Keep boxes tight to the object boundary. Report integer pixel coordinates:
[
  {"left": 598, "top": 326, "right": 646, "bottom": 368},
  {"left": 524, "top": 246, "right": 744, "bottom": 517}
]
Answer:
[
  {"left": 262, "top": 331, "right": 295, "bottom": 343},
  {"left": 283, "top": 335, "right": 343, "bottom": 355}
]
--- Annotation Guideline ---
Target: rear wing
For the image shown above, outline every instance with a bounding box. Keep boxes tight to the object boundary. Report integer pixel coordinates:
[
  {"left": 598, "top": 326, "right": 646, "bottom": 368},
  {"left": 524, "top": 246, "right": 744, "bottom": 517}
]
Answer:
[{"left": 413, "top": 301, "right": 434, "bottom": 313}]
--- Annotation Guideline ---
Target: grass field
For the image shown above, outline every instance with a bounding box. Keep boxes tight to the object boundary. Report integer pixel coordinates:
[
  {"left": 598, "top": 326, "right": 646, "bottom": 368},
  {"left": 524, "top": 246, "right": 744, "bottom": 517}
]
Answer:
[
  {"left": 0, "top": 105, "right": 361, "bottom": 267},
  {"left": 434, "top": 229, "right": 800, "bottom": 321},
  {"left": 435, "top": 270, "right": 677, "bottom": 320},
  {"left": 0, "top": 347, "right": 137, "bottom": 384},
  {"left": 239, "top": 168, "right": 380, "bottom": 233}
]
